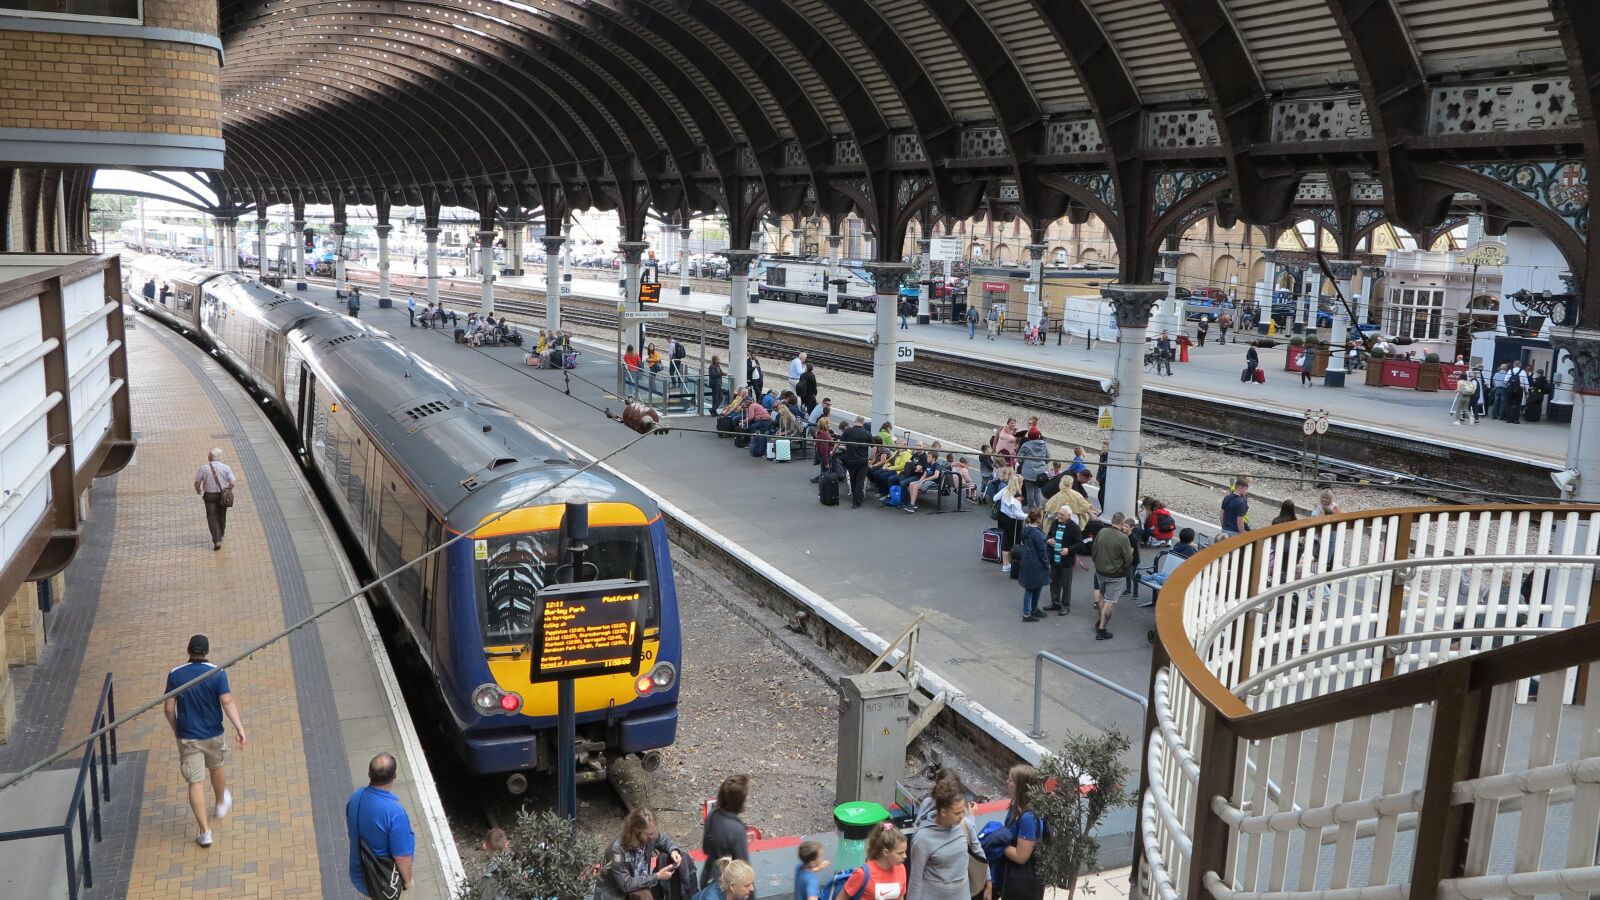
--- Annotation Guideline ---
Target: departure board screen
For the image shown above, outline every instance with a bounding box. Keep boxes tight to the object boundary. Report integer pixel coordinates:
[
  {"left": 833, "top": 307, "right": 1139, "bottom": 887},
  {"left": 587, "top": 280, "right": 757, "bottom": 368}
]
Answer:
[
  {"left": 639, "top": 281, "right": 662, "bottom": 304},
  {"left": 530, "top": 581, "right": 645, "bottom": 682}
]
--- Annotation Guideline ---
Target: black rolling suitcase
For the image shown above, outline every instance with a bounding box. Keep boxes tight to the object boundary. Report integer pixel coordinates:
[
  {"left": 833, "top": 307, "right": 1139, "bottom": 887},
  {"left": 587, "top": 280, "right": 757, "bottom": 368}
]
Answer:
[
  {"left": 820, "top": 478, "right": 841, "bottom": 506},
  {"left": 716, "top": 415, "right": 737, "bottom": 439}
]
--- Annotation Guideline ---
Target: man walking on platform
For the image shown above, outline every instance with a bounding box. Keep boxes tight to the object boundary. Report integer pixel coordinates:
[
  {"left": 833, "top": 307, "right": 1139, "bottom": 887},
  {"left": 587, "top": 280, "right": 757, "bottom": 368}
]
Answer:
[
  {"left": 164, "top": 634, "right": 246, "bottom": 848},
  {"left": 348, "top": 753, "right": 416, "bottom": 897},
  {"left": 193, "top": 448, "right": 237, "bottom": 551},
  {"left": 788, "top": 351, "right": 807, "bottom": 393},
  {"left": 746, "top": 351, "right": 764, "bottom": 400},
  {"left": 1091, "top": 514, "right": 1135, "bottom": 640},
  {"left": 839, "top": 416, "right": 873, "bottom": 509}
]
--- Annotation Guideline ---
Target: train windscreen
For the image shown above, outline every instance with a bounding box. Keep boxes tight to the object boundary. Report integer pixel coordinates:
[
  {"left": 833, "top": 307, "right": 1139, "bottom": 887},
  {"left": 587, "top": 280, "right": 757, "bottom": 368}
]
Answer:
[{"left": 478, "top": 526, "right": 657, "bottom": 646}]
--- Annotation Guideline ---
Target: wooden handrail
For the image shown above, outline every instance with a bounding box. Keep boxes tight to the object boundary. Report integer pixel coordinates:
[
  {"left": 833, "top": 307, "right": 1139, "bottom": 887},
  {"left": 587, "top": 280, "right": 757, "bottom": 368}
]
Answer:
[{"left": 1154, "top": 503, "right": 1600, "bottom": 732}]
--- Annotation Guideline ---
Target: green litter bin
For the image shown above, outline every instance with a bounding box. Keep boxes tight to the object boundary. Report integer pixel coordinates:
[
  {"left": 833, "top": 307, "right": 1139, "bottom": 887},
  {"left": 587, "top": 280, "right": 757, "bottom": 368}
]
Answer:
[{"left": 832, "top": 801, "right": 889, "bottom": 874}]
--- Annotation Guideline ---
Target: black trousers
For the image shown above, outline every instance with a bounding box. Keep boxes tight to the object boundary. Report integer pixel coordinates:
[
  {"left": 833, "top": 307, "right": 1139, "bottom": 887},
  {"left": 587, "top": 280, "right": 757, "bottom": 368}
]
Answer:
[
  {"left": 203, "top": 492, "right": 228, "bottom": 546},
  {"left": 846, "top": 461, "right": 868, "bottom": 506},
  {"left": 1049, "top": 558, "right": 1074, "bottom": 607}
]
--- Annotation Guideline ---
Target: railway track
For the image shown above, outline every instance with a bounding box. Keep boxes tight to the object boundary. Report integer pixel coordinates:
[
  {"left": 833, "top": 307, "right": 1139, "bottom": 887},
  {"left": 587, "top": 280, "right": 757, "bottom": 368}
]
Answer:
[{"left": 308, "top": 273, "right": 1498, "bottom": 503}]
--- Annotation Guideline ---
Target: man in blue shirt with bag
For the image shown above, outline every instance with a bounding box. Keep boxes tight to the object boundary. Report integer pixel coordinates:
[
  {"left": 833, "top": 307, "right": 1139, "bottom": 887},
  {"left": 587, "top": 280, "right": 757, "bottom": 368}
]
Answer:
[
  {"left": 348, "top": 752, "right": 416, "bottom": 897},
  {"left": 163, "top": 634, "right": 247, "bottom": 849}
]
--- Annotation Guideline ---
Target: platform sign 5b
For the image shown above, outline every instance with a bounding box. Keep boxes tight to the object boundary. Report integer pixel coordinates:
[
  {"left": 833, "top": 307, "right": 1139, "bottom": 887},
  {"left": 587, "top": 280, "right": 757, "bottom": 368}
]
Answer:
[{"left": 530, "top": 580, "right": 646, "bottom": 683}]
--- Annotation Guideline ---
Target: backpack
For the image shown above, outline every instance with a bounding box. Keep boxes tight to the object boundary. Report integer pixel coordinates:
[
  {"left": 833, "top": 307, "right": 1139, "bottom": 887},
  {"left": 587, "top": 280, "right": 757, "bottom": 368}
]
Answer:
[
  {"left": 886, "top": 484, "right": 903, "bottom": 507},
  {"left": 1457, "top": 377, "right": 1477, "bottom": 397},
  {"left": 977, "top": 820, "right": 1013, "bottom": 863},
  {"left": 967, "top": 307, "right": 979, "bottom": 324},
  {"left": 1154, "top": 510, "right": 1176, "bottom": 535},
  {"left": 820, "top": 866, "right": 870, "bottom": 900}
]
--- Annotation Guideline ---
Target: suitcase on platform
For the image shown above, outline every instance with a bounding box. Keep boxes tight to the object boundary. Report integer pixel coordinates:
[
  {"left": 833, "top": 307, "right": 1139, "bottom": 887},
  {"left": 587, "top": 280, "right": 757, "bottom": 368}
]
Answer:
[
  {"left": 1253, "top": 367, "right": 1267, "bottom": 384},
  {"left": 773, "top": 439, "right": 792, "bottom": 462},
  {"left": 766, "top": 439, "right": 778, "bottom": 460},
  {"left": 982, "top": 528, "right": 1003, "bottom": 563},
  {"left": 820, "top": 478, "right": 840, "bottom": 506},
  {"left": 734, "top": 434, "right": 751, "bottom": 449},
  {"left": 716, "top": 415, "right": 736, "bottom": 438},
  {"left": 749, "top": 435, "right": 767, "bottom": 458}
]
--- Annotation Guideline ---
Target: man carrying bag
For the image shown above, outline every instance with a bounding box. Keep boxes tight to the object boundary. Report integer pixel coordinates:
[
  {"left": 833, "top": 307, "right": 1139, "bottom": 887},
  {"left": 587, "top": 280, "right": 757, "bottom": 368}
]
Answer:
[{"left": 347, "top": 753, "right": 415, "bottom": 898}]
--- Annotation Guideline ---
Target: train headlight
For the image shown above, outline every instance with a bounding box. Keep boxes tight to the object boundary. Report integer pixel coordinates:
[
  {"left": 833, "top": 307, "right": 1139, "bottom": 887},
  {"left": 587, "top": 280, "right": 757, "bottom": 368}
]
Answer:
[{"left": 473, "top": 683, "right": 508, "bottom": 713}]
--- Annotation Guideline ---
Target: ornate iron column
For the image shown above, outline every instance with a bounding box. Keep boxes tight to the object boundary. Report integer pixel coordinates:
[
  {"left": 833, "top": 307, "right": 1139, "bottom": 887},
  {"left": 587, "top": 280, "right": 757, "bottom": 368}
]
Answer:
[
  {"left": 720, "top": 249, "right": 759, "bottom": 390},
  {"left": 1359, "top": 265, "right": 1380, "bottom": 327},
  {"left": 376, "top": 224, "right": 393, "bottom": 307},
  {"left": 292, "top": 217, "right": 308, "bottom": 290},
  {"left": 543, "top": 235, "right": 567, "bottom": 331},
  {"left": 916, "top": 238, "right": 932, "bottom": 324},
  {"left": 477, "top": 229, "right": 496, "bottom": 314},
  {"left": 1099, "top": 284, "right": 1167, "bottom": 519},
  {"left": 423, "top": 226, "right": 441, "bottom": 309},
  {"left": 255, "top": 214, "right": 268, "bottom": 279},
  {"left": 678, "top": 226, "right": 692, "bottom": 296},
  {"left": 866, "top": 262, "right": 913, "bottom": 429},
  {"left": 1025, "top": 242, "right": 1046, "bottom": 328},
  {"left": 1551, "top": 329, "right": 1600, "bottom": 501},
  {"left": 825, "top": 234, "right": 843, "bottom": 314},
  {"left": 619, "top": 240, "right": 649, "bottom": 349},
  {"left": 1326, "top": 260, "right": 1362, "bottom": 387}
]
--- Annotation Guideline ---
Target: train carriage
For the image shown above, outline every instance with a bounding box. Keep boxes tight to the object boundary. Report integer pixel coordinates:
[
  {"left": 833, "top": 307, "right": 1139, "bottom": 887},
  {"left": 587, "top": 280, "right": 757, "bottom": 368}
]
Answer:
[{"left": 123, "top": 255, "right": 682, "bottom": 782}]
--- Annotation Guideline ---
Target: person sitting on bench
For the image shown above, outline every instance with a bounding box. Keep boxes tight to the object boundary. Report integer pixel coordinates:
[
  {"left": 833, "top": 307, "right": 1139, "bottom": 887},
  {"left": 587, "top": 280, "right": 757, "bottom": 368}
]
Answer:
[{"left": 741, "top": 398, "right": 774, "bottom": 435}]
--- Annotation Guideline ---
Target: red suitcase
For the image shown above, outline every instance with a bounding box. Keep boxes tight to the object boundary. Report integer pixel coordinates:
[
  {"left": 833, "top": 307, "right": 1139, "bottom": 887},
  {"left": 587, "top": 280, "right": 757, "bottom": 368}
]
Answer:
[
  {"left": 981, "top": 528, "right": 1003, "bottom": 563},
  {"left": 1253, "top": 367, "right": 1267, "bottom": 384}
]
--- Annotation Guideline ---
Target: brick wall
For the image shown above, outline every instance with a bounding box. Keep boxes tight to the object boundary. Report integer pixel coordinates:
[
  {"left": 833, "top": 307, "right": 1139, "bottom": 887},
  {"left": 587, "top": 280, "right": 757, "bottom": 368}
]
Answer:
[{"left": 0, "top": 0, "right": 221, "bottom": 139}]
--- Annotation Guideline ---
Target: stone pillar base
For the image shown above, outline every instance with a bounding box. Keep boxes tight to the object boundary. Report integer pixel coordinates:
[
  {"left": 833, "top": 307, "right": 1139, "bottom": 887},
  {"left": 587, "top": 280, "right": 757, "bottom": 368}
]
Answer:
[
  {"left": 917, "top": 315, "right": 930, "bottom": 325},
  {"left": 5, "top": 583, "right": 44, "bottom": 666}
]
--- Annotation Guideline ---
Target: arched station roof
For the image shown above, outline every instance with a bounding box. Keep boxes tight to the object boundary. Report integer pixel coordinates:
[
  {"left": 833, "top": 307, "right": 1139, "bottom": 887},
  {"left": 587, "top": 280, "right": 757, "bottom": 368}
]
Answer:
[{"left": 211, "top": 1, "right": 1599, "bottom": 310}]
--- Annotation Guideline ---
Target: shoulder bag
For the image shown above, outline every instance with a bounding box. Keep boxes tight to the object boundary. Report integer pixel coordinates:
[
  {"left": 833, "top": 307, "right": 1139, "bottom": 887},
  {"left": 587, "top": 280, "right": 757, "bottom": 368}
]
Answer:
[
  {"left": 209, "top": 462, "right": 235, "bottom": 509},
  {"left": 356, "top": 789, "right": 404, "bottom": 900}
]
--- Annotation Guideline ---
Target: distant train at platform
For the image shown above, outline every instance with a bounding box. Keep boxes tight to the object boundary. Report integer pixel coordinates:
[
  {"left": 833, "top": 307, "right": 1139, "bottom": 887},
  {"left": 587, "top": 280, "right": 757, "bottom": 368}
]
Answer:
[
  {"left": 756, "top": 255, "right": 879, "bottom": 310},
  {"left": 121, "top": 255, "right": 682, "bottom": 787}
]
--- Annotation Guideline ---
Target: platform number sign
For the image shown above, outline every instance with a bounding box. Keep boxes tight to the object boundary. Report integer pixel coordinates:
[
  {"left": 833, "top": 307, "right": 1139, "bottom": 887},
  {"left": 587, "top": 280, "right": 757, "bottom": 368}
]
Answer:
[{"left": 895, "top": 342, "right": 915, "bottom": 362}]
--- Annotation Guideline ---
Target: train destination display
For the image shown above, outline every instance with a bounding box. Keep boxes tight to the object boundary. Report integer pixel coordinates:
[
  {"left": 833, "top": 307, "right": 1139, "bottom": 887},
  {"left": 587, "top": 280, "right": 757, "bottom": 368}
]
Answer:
[{"left": 531, "top": 581, "right": 645, "bottom": 682}]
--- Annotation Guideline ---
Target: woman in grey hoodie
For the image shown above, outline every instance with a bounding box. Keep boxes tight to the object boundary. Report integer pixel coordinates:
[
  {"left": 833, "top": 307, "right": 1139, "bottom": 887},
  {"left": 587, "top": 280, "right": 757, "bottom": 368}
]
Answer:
[
  {"left": 1016, "top": 431, "right": 1049, "bottom": 509},
  {"left": 907, "top": 777, "right": 988, "bottom": 900}
]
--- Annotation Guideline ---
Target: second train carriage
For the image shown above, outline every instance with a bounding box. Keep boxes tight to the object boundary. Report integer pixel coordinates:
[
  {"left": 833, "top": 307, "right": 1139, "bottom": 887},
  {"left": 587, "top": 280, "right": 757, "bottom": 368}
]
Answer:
[{"left": 121, "top": 254, "right": 683, "bottom": 779}]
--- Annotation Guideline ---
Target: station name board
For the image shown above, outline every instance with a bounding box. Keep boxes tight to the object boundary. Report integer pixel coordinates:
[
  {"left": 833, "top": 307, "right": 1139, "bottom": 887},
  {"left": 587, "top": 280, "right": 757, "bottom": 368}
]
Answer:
[{"left": 531, "top": 581, "right": 645, "bottom": 683}]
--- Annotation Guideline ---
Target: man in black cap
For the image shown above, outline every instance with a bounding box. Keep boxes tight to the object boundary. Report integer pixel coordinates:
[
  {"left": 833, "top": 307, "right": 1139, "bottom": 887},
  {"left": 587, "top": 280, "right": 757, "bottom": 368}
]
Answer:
[{"left": 163, "top": 634, "right": 246, "bottom": 848}]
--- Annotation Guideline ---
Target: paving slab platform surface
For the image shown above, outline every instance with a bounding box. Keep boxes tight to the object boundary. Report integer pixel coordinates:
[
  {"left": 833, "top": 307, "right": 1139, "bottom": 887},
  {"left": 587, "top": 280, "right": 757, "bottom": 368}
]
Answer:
[
  {"left": 327, "top": 293, "right": 1153, "bottom": 767},
  {"left": 0, "top": 320, "right": 456, "bottom": 899}
]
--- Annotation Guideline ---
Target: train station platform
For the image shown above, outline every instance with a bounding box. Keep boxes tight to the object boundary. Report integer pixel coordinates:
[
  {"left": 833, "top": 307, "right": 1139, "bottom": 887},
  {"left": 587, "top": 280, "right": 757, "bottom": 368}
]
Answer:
[
  {"left": 314, "top": 288, "right": 1154, "bottom": 769},
  {"left": 0, "top": 319, "right": 457, "bottom": 898},
  {"left": 474, "top": 265, "right": 1564, "bottom": 469}
]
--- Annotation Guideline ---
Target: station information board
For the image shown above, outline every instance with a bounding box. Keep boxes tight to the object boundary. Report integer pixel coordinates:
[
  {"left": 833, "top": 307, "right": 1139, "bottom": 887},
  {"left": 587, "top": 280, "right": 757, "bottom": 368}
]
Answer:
[
  {"left": 639, "top": 281, "right": 662, "bottom": 304},
  {"left": 531, "top": 581, "right": 646, "bottom": 683}
]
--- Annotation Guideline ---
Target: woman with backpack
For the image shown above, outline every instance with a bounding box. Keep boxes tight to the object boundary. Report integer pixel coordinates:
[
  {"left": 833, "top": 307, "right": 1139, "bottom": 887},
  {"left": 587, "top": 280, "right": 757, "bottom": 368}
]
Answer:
[
  {"left": 839, "top": 822, "right": 908, "bottom": 900},
  {"left": 993, "top": 765, "right": 1044, "bottom": 900},
  {"left": 907, "top": 777, "right": 988, "bottom": 900}
]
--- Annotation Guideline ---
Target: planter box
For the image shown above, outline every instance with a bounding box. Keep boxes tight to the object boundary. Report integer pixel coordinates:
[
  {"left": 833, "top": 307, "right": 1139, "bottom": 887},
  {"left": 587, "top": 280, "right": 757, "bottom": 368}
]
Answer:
[
  {"left": 1380, "top": 359, "right": 1421, "bottom": 388},
  {"left": 1417, "top": 361, "right": 1441, "bottom": 392},
  {"left": 1365, "top": 362, "right": 1386, "bottom": 386},
  {"left": 1285, "top": 347, "right": 1328, "bottom": 376}
]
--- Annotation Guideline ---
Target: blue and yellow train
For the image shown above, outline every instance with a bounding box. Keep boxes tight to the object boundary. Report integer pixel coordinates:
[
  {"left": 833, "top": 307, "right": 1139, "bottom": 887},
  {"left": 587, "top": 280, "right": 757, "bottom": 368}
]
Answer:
[{"left": 122, "top": 255, "right": 681, "bottom": 782}]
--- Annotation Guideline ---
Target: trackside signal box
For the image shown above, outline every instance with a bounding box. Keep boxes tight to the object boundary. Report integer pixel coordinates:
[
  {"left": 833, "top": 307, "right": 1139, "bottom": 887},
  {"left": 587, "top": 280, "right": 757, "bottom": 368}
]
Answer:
[{"left": 835, "top": 672, "right": 910, "bottom": 808}]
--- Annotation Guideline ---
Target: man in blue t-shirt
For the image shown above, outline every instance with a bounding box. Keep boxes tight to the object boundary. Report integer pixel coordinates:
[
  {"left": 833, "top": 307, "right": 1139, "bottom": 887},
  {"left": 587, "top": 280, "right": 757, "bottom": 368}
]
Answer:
[
  {"left": 1220, "top": 478, "right": 1251, "bottom": 536},
  {"left": 348, "top": 753, "right": 416, "bottom": 896},
  {"left": 163, "top": 634, "right": 247, "bottom": 848}
]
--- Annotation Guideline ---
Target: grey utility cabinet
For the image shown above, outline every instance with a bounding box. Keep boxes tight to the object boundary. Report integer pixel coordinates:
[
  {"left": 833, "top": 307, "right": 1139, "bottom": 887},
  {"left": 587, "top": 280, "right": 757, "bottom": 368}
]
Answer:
[{"left": 835, "top": 671, "right": 911, "bottom": 808}]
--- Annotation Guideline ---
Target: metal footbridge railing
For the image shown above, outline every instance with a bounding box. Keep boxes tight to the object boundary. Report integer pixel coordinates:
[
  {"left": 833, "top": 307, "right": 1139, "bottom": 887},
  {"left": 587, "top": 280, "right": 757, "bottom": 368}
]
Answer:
[{"left": 1139, "top": 505, "right": 1600, "bottom": 900}]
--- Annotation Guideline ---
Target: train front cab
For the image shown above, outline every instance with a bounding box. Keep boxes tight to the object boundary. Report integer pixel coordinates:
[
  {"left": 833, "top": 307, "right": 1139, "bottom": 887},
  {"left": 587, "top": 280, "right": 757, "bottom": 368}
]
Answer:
[{"left": 439, "top": 503, "right": 681, "bottom": 777}]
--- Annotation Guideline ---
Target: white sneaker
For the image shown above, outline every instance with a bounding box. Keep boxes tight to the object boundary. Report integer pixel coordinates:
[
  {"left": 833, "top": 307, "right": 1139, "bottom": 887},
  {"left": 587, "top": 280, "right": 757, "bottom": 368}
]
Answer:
[
  {"left": 215, "top": 788, "right": 232, "bottom": 818},
  {"left": 1001, "top": 564, "right": 1011, "bottom": 573},
  {"left": 196, "top": 830, "right": 213, "bottom": 848},
  {"left": 1450, "top": 420, "right": 1460, "bottom": 426}
]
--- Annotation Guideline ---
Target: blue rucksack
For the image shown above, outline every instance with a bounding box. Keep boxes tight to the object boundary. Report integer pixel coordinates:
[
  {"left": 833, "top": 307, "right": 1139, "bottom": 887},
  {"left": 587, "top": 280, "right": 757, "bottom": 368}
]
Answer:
[
  {"left": 885, "top": 484, "right": 903, "bottom": 507},
  {"left": 819, "top": 866, "right": 869, "bottom": 900}
]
